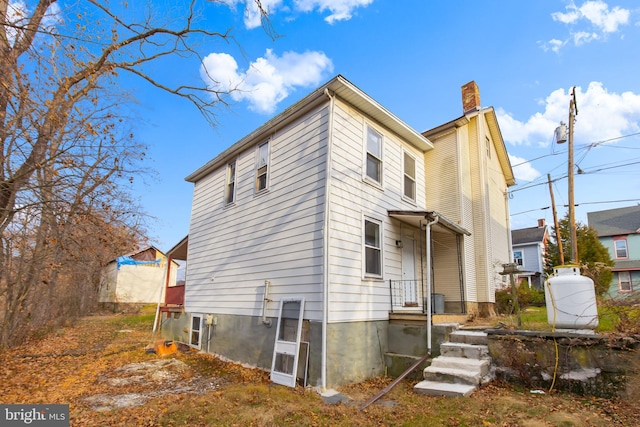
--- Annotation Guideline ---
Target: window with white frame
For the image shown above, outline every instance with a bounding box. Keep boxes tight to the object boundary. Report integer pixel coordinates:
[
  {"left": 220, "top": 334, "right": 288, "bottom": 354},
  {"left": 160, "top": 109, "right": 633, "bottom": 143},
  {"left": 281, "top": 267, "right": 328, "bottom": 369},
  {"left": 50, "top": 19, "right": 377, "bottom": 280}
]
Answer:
[
  {"left": 403, "top": 151, "right": 416, "bottom": 201},
  {"left": 364, "top": 218, "right": 382, "bottom": 276},
  {"left": 514, "top": 250, "right": 523, "bottom": 266},
  {"left": 255, "top": 141, "right": 269, "bottom": 192},
  {"left": 225, "top": 160, "right": 236, "bottom": 204},
  {"left": 614, "top": 238, "right": 628, "bottom": 259},
  {"left": 619, "top": 271, "right": 632, "bottom": 292},
  {"left": 365, "top": 126, "right": 382, "bottom": 184},
  {"left": 485, "top": 136, "right": 491, "bottom": 158},
  {"left": 190, "top": 314, "right": 202, "bottom": 348}
]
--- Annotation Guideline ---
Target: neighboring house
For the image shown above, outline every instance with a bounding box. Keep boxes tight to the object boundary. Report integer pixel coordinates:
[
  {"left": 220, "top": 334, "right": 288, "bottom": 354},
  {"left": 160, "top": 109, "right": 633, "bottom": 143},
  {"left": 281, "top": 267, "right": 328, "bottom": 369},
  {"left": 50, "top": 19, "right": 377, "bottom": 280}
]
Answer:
[
  {"left": 587, "top": 205, "right": 640, "bottom": 296},
  {"left": 510, "top": 219, "right": 549, "bottom": 290},
  {"left": 100, "top": 246, "right": 178, "bottom": 308},
  {"left": 163, "top": 75, "right": 515, "bottom": 388}
]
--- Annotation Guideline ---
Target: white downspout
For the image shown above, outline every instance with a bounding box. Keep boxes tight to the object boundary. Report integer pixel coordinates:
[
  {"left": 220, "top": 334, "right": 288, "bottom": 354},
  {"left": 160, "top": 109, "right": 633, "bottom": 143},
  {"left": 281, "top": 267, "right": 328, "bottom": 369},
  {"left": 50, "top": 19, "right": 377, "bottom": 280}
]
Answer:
[
  {"left": 425, "top": 215, "right": 438, "bottom": 355},
  {"left": 321, "top": 88, "right": 335, "bottom": 391}
]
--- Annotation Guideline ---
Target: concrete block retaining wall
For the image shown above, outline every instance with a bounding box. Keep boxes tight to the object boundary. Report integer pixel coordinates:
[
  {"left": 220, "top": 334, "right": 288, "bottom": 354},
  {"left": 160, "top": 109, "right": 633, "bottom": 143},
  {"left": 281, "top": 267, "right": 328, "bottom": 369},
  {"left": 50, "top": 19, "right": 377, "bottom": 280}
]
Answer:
[{"left": 486, "top": 329, "right": 640, "bottom": 397}]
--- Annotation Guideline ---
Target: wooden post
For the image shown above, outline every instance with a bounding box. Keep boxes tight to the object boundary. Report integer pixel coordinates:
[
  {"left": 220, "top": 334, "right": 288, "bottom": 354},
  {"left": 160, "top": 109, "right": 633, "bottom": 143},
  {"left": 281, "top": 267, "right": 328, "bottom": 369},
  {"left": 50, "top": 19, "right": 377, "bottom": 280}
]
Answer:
[{"left": 547, "top": 174, "right": 564, "bottom": 265}]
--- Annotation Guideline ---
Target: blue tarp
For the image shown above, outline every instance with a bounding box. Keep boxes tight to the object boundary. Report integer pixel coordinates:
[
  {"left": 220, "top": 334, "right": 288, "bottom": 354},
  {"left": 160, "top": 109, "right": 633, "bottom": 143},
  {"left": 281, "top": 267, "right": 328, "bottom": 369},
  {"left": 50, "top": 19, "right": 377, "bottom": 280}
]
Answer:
[{"left": 116, "top": 256, "right": 161, "bottom": 270}]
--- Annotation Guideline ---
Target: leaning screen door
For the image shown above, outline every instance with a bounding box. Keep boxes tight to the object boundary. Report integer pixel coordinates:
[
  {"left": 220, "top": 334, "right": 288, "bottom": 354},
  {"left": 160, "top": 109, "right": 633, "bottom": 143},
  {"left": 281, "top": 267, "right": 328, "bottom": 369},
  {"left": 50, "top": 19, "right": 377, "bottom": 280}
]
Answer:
[{"left": 270, "top": 298, "right": 305, "bottom": 387}]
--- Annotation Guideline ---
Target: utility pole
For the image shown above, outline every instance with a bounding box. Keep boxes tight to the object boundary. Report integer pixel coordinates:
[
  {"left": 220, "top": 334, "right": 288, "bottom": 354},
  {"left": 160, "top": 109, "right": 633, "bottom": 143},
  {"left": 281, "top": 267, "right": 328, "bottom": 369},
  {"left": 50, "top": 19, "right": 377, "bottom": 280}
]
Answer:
[
  {"left": 555, "top": 88, "right": 579, "bottom": 265},
  {"left": 547, "top": 173, "right": 564, "bottom": 265},
  {"left": 568, "top": 87, "right": 578, "bottom": 264}
]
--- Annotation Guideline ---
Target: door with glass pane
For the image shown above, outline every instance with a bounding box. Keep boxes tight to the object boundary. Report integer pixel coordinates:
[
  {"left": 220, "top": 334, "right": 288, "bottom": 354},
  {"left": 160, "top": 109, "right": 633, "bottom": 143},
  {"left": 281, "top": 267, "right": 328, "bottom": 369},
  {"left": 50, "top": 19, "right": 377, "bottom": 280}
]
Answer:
[{"left": 270, "top": 298, "right": 305, "bottom": 387}]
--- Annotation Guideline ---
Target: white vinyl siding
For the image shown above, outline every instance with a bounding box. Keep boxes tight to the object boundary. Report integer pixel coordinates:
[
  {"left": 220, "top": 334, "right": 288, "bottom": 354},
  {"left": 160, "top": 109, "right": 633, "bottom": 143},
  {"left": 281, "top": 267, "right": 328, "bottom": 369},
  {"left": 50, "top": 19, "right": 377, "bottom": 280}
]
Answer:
[
  {"left": 186, "top": 104, "right": 329, "bottom": 321},
  {"left": 327, "top": 100, "right": 426, "bottom": 323}
]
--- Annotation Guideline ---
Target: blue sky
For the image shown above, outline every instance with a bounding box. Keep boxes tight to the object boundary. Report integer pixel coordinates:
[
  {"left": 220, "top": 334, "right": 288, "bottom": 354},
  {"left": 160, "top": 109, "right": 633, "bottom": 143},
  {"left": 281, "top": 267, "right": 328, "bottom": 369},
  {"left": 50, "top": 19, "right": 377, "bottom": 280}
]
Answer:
[{"left": 123, "top": 0, "right": 640, "bottom": 250}]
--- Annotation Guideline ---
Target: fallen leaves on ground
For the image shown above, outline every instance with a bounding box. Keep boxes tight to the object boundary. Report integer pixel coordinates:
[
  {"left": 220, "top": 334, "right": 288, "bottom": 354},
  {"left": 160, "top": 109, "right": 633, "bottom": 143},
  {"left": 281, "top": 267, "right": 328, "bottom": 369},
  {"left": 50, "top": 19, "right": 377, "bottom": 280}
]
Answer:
[{"left": 1, "top": 307, "right": 638, "bottom": 426}]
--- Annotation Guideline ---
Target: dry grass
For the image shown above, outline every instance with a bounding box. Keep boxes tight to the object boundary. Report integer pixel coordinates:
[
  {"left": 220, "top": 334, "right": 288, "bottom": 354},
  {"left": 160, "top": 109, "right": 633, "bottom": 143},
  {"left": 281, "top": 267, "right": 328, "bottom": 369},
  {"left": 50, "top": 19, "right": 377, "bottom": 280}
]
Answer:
[{"left": 0, "top": 307, "right": 638, "bottom": 426}]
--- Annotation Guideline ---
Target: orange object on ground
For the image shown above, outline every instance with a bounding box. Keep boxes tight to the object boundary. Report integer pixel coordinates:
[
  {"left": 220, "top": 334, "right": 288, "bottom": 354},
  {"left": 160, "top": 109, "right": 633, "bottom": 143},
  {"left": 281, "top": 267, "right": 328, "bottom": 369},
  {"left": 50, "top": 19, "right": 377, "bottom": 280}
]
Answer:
[{"left": 153, "top": 339, "right": 178, "bottom": 356}]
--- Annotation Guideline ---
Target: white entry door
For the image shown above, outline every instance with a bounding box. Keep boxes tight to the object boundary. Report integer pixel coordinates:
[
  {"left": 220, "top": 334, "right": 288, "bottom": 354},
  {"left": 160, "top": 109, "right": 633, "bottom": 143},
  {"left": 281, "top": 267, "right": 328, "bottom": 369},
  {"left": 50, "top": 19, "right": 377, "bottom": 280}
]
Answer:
[
  {"left": 402, "top": 236, "right": 418, "bottom": 306},
  {"left": 270, "top": 298, "right": 305, "bottom": 387}
]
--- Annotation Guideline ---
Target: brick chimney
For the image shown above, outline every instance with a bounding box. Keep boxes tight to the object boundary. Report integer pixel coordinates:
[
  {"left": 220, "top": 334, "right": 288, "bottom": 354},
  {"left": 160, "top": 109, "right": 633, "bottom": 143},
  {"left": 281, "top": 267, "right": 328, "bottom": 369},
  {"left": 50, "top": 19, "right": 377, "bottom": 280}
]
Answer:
[
  {"left": 461, "top": 81, "right": 481, "bottom": 113},
  {"left": 538, "top": 218, "right": 546, "bottom": 228}
]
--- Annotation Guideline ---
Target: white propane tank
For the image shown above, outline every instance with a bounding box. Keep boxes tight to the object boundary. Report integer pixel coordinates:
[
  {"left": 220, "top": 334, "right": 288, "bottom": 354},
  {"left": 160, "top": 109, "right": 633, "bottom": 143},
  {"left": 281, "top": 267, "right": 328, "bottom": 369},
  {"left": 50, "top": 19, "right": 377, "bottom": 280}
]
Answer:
[{"left": 545, "top": 266, "right": 599, "bottom": 330}]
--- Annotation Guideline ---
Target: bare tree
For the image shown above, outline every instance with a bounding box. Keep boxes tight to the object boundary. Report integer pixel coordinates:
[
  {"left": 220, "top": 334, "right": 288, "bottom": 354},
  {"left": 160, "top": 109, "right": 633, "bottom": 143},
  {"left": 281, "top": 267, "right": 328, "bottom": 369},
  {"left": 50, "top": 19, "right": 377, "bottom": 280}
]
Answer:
[{"left": 0, "top": 0, "right": 268, "bottom": 345}]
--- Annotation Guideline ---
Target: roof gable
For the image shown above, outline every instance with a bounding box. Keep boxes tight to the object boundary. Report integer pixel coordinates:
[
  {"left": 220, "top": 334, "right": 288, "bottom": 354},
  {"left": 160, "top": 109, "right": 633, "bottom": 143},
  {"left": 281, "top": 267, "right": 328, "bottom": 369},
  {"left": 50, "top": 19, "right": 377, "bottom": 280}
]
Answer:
[
  {"left": 511, "top": 226, "right": 547, "bottom": 245},
  {"left": 185, "top": 75, "right": 433, "bottom": 183},
  {"left": 422, "top": 107, "right": 516, "bottom": 187}
]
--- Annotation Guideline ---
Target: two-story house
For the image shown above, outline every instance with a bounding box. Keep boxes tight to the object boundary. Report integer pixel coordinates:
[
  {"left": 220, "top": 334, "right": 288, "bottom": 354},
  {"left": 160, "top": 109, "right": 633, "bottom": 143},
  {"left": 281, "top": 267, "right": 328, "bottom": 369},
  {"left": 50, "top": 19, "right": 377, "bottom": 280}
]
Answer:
[
  {"left": 164, "top": 75, "right": 515, "bottom": 389},
  {"left": 510, "top": 219, "right": 549, "bottom": 289},
  {"left": 587, "top": 205, "right": 640, "bottom": 296}
]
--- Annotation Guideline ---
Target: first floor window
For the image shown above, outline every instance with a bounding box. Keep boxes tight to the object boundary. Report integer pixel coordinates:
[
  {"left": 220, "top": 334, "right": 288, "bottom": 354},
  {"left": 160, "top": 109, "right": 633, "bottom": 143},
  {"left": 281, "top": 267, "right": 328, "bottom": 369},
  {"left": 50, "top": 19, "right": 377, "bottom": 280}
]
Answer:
[
  {"left": 364, "top": 218, "right": 382, "bottom": 276},
  {"left": 619, "top": 271, "right": 632, "bottom": 292},
  {"left": 191, "top": 315, "right": 202, "bottom": 347}
]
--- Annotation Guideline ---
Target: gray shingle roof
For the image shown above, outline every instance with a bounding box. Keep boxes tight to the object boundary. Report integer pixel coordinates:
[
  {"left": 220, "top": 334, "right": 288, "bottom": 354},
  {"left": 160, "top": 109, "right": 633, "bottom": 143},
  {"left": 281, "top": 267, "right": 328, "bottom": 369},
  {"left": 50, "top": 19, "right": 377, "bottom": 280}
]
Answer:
[
  {"left": 613, "top": 259, "right": 640, "bottom": 271},
  {"left": 587, "top": 205, "right": 640, "bottom": 237},
  {"left": 511, "top": 226, "right": 547, "bottom": 245}
]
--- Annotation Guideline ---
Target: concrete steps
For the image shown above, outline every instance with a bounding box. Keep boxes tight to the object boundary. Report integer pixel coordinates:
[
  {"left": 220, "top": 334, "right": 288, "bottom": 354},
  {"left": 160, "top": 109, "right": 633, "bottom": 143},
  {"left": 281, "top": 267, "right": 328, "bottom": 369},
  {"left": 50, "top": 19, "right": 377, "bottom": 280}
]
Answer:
[{"left": 414, "top": 330, "right": 492, "bottom": 397}]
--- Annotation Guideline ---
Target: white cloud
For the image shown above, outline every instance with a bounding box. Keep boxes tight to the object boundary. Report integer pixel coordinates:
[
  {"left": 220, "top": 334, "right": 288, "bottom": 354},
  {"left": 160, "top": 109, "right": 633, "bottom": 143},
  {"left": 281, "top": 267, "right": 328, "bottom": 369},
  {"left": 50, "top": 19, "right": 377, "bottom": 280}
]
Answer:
[
  {"left": 200, "top": 49, "right": 334, "bottom": 114},
  {"left": 539, "top": 38, "right": 566, "bottom": 53},
  {"left": 547, "top": 0, "right": 630, "bottom": 51},
  {"left": 224, "top": 0, "right": 373, "bottom": 28},
  {"left": 6, "top": 0, "right": 62, "bottom": 46},
  {"left": 224, "top": 0, "right": 284, "bottom": 29},
  {"left": 497, "top": 82, "right": 640, "bottom": 147},
  {"left": 294, "top": 0, "right": 374, "bottom": 24},
  {"left": 509, "top": 154, "right": 541, "bottom": 182}
]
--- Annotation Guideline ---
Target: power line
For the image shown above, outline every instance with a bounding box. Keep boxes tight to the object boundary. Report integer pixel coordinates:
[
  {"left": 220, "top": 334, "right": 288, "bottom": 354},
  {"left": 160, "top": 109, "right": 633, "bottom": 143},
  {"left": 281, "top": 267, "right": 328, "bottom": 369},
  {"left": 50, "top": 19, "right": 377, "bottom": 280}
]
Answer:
[
  {"left": 510, "top": 198, "right": 640, "bottom": 216},
  {"left": 510, "top": 131, "right": 640, "bottom": 168},
  {"left": 509, "top": 158, "right": 640, "bottom": 193}
]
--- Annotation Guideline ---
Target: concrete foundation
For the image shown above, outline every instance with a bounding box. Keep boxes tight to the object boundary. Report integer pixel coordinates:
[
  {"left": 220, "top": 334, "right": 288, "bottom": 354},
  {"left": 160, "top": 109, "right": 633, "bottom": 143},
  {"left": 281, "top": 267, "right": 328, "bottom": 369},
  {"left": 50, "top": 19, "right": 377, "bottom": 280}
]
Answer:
[{"left": 160, "top": 311, "right": 469, "bottom": 389}]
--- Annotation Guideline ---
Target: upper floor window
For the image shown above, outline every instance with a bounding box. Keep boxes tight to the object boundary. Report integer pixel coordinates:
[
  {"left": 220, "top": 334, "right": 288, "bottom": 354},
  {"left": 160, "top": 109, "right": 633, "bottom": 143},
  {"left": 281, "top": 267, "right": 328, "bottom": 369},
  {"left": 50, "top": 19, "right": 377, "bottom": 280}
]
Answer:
[
  {"left": 364, "top": 218, "right": 382, "bottom": 277},
  {"left": 255, "top": 141, "right": 269, "bottom": 192},
  {"left": 513, "top": 250, "right": 523, "bottom": 266},
  {"left": 225, "top": 160, "right": 236, "bottom": 204},
  {"left": 403, "top": 151, "right": 416, "bottom": 202},
  {"left": 366, "top": 126, "right": 382, "bottom": 184},
  {"left": 614, "top": 238, "right": 628, "bottom": 259},
  {"left": 485, "top": 136, "right": 491, "bottom": 158},
  {"left": 619, "top": 271, "right": 632, "bottom": 292}
]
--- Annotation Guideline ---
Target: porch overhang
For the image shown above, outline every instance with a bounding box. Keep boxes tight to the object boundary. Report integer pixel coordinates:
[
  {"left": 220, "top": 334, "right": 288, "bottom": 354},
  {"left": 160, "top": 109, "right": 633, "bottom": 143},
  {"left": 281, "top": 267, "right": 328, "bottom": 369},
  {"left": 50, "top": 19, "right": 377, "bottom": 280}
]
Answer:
[{"left": 388, "top": 210, "right": 471, "bottom": 236}]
